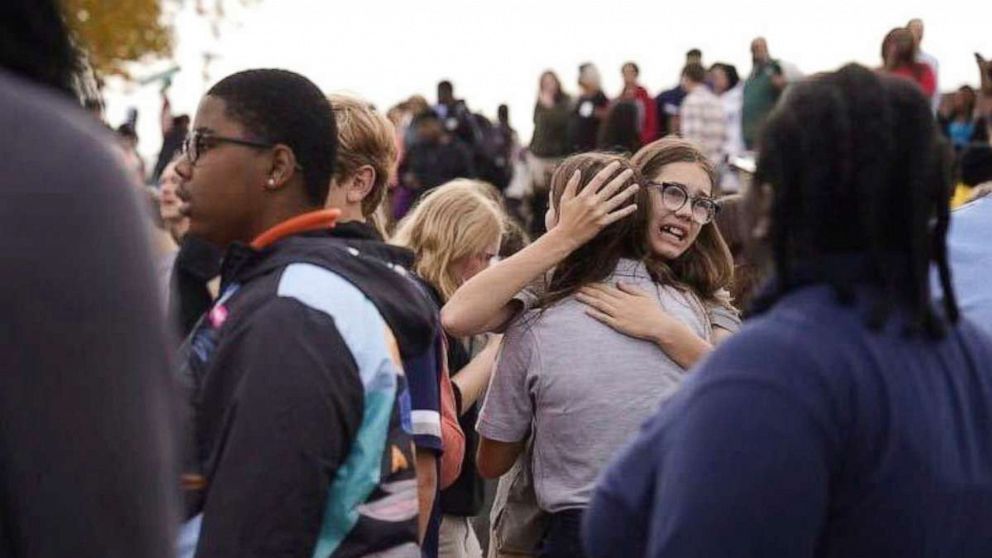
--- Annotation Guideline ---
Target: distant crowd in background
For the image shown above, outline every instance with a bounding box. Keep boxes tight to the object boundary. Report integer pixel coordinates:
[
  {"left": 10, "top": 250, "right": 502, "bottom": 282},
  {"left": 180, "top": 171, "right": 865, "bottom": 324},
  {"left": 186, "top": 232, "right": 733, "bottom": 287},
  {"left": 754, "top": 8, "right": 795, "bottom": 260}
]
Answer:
[{"left": 101, "top": 19, "right": 992, "bottom": 245}]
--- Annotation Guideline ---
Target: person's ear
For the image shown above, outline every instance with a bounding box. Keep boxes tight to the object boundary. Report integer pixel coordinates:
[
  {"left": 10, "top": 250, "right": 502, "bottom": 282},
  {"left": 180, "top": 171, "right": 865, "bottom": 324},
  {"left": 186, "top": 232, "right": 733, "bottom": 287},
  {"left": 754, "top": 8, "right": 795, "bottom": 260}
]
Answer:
[
  {"left": 264, "top": 144, "right": 299, "bottom": 191},
  {"left": 346, "top": 165, "right": 376, "bottom": 204}
]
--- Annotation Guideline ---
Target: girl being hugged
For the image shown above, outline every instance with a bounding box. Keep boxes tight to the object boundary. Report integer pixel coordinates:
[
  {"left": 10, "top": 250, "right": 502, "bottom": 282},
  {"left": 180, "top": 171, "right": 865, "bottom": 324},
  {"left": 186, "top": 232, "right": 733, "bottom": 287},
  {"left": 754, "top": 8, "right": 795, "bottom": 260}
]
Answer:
[{"left": 465, "top": 140, "right": 737, "bottom": 558}]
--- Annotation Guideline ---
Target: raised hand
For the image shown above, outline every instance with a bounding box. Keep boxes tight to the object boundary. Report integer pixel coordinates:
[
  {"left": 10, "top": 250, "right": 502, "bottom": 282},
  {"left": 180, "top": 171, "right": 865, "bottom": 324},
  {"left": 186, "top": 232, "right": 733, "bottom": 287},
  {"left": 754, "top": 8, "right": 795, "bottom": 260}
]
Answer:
[
  {"left": 576, "top": 282, "right": 675, "bottom": 342},
  {"left": 576, "top": 281, "right": 715, "bottom": 368},
  {"left": 551, "top": 161, "right": 640, "bottom": 249}
]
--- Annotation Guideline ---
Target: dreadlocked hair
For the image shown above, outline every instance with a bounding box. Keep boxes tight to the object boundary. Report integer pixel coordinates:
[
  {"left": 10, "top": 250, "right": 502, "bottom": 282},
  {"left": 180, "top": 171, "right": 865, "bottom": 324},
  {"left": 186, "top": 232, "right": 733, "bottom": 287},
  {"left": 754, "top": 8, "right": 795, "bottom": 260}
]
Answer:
[{"left": 752, "top": 63, "right": 958, "bottom": 339}]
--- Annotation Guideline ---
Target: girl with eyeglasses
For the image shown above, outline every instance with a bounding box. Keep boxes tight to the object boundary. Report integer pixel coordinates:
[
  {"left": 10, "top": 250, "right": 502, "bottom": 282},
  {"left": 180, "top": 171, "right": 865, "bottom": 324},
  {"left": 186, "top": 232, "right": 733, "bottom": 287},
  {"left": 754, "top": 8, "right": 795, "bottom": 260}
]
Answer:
[
  {"left": 443, "top": 137, "right": 737, "bottom": 369},
  {"left": 573, "top": 138, "right": 735, "bottom": 367},
  {"left": 452, "top": 142, "right": 736, "bottom": 558}
]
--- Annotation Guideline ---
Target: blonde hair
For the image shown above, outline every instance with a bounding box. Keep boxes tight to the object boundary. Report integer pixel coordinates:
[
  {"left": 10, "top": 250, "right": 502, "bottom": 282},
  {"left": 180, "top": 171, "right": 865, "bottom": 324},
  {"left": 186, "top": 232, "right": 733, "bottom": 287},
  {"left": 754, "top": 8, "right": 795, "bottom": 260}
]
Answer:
[
  {"left": 328, "top": 94, "right": 398, "bottom": 219},
  {"left": 391, "top": 180, "right": 506, "bottom": 301}
]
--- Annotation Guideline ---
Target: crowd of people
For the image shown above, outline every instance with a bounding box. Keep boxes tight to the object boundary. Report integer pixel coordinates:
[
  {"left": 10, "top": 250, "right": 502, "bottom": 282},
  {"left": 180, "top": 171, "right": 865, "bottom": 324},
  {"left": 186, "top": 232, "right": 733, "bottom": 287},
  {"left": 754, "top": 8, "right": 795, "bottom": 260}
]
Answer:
[
  {"left": 113, "top": 19, "right": 992, "bottom": 243},
  {"left": 5, "top": 1, "right": 992, "bottom": 558}
]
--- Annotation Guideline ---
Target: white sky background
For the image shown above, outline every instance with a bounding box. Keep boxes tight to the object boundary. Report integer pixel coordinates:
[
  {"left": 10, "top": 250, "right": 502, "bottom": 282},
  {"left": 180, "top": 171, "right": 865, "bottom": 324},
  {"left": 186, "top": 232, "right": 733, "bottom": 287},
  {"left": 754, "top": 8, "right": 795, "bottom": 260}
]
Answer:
[{"left": 103, "top": 0, "right": 992, "bottom": 164}]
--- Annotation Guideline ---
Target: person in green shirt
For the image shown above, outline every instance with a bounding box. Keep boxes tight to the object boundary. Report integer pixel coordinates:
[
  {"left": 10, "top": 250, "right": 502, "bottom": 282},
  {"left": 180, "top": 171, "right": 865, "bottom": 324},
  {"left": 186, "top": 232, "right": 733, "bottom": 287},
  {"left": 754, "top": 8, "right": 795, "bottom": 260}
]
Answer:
[
  {"left": 527, "top": 70, "right": 573, "bottom": 236},
  {"left": 742, "top": 37, "right": 787, "bottom": 149}
]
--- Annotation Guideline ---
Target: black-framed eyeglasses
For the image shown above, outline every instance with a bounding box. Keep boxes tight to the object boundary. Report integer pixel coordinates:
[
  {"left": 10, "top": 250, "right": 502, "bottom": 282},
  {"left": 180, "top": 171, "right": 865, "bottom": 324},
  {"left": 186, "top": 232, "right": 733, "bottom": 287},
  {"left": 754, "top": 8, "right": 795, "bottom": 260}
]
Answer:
[
  {"left": 647, "top": 181, "right": 719, "bottom": 225},
  {"left": 181, "top": 130, "right": 303, "bottom": 170}
]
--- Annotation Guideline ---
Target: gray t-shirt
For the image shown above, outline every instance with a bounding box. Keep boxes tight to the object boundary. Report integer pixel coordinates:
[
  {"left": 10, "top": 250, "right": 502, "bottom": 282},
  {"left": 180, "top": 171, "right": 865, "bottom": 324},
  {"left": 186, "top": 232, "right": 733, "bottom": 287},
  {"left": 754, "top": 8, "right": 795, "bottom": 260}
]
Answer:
[{"left": 478, "top": 259, "right": 731, "bottom": 512}]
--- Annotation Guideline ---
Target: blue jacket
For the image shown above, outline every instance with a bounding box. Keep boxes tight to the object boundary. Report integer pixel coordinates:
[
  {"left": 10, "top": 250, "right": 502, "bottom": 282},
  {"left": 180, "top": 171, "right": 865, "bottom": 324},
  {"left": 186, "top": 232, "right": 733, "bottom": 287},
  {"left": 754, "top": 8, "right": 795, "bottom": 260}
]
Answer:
[
  {"left": 585, "top": 284, "right": 992, "bottom": 558},
  {"left": 944, "top": 197, "right": 992, "bottom": 338}
]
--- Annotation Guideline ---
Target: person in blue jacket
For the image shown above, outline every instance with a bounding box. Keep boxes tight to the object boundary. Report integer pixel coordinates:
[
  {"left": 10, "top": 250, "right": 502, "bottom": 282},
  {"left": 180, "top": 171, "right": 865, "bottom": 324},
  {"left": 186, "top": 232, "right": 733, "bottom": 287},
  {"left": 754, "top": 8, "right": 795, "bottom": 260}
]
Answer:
[{"left": 584, "top": 64, "right": 992, "bottom": 558}]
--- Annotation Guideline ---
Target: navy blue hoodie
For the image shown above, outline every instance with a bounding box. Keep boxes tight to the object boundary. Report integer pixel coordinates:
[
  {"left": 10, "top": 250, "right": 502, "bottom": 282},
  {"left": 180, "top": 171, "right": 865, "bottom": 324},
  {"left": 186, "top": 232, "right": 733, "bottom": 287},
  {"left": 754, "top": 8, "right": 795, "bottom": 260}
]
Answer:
[{"left": 585, "top": 283, "right": 992, "bottom": 558}]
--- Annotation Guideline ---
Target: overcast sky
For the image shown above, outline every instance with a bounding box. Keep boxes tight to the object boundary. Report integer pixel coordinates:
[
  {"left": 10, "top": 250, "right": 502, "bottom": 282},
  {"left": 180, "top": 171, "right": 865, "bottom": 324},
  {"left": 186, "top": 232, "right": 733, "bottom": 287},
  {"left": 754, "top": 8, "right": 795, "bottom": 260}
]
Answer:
[{"left": 104, "top": 0, "right": 992, "bottom": 162}]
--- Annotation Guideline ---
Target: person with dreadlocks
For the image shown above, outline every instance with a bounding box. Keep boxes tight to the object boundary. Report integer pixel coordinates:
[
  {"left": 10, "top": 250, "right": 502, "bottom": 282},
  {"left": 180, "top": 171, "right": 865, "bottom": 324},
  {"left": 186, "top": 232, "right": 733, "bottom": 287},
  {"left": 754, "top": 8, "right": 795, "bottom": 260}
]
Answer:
[{"left": 583, "top": 64, "right": 992, "bottom": 558}]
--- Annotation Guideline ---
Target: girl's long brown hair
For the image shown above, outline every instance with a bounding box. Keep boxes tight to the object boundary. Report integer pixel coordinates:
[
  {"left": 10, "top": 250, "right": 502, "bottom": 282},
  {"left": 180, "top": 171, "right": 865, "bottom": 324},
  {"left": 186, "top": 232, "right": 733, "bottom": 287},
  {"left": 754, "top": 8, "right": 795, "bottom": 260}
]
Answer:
[{"left": 537, "top": 153, "right": 645, "bottom": 309}]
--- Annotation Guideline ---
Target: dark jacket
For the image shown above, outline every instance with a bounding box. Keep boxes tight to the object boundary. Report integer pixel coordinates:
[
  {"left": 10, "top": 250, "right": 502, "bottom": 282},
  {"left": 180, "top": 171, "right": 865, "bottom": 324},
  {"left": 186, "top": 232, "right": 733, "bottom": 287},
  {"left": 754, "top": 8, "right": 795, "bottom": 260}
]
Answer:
[
  {"left": 401, "top": 138, "right": 476, "bottom": 197},
  {"left": 329, "top": 220, "right": 466, "bottom": 558},
  {"left": 178, "top": 231, "right": 437, "bottom": 557},
  {"left": 530, "top": 97, "right": 573, "bottom": 158},
  {"left": 170, "top": 235, "right": 223, "bottom": 338},
  {"left": 328, "top": 220, "right": 414, "bottom": 268},
  {"left": 586, "top": 281, "right": 992, "bottom": 558},
  {"left": 328, "top": 220, "right": 450, "bottom": 456}
]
